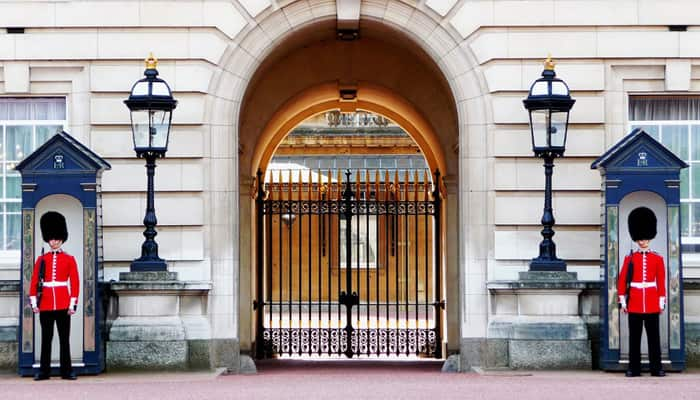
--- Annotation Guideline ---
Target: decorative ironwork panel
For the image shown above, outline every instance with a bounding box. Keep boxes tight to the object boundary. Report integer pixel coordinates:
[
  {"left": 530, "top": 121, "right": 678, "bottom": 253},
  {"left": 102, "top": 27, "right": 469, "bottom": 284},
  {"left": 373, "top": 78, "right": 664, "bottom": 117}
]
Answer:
[
  {"left": 21, "top": 210, "right": 35, "bottom": 353},
  {"left": 667, "top": 206, "right": 681, "bottom": 350},
  {"left": 262, "top": 328, "right": 438, "bottom": 357},
  {"left": 263, "top": 328, "right": 348, "bottom": 356},
  {"left": 83, "top": 208, "right": 96, "bottom": 352},
  {"left": 607, "top": 206, "right": 620, "bottom": 350},
  {"left": 351, "top": 329, "right": 437, "bottom": 357}
]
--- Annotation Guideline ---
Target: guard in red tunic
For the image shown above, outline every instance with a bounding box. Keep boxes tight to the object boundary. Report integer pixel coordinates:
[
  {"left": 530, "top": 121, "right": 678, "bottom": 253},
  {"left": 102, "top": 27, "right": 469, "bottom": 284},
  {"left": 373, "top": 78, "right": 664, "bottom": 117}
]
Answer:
[
  {"left": 29, "top": 211, "right": 79, "bottom": 381},
  {"left": 617, "top": 206, "right": 666, "bottom": 377}
]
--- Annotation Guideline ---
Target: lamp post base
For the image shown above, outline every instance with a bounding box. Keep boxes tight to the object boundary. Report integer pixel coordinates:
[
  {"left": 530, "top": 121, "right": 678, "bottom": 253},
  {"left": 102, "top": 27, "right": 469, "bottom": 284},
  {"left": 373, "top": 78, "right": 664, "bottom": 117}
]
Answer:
[
  {"left": 529, "top": 257, "right": 567, "bottom": 272},
  {"left": 130, "top": 259, "right": 167, "bottom": 272}
]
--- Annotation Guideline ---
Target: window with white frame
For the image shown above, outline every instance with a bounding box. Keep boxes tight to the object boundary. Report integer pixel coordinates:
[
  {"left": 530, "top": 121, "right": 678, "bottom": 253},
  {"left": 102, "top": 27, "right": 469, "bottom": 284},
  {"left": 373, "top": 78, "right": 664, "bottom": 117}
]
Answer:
[
  {"left": 339, "top": 215, "right": 378, "bottom": 269},
  {"left": 629, "top": 96, "right": 700, "bottom": 259},
  {"left": 0, "top": 98, "right": 65, "bottom": 255}
]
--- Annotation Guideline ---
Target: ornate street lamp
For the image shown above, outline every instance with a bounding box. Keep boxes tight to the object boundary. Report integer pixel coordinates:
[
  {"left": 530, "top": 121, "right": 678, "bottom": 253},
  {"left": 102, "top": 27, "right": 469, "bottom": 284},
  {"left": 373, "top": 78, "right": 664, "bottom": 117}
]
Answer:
[
  {"left": 124, "top": 53, "right": 177, "bottom": 271},
  {"left": 523, "top": 56, "right": 575, "bottom": 271}
]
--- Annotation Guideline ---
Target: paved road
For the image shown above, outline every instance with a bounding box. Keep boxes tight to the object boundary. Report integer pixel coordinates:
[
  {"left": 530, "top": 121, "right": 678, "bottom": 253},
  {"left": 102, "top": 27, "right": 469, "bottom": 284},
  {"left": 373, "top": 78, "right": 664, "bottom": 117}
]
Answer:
[{"left": 2, "top": 360, "right": 699, "bottom": 400}]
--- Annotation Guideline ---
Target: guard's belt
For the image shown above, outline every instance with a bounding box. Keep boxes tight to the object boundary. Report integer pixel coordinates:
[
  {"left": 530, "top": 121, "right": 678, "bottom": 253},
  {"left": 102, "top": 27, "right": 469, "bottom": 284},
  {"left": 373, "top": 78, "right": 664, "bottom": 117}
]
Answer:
[
  {"left": 43, "top": 281, "right": 68, "bottom": 288},
  {"left": 630, "top": 282, "right": 656, "bottom": 288}
]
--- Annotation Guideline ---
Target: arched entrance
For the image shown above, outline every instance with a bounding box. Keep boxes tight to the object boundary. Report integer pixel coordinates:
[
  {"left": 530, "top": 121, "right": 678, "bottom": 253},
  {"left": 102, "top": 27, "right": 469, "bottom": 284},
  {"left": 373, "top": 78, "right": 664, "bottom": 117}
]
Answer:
[
  {"left": 254, "top": 108, "right": 445, "bottom": 358},
  {"left": 224, "top": 13, "right": 473, "bottom": 362}
]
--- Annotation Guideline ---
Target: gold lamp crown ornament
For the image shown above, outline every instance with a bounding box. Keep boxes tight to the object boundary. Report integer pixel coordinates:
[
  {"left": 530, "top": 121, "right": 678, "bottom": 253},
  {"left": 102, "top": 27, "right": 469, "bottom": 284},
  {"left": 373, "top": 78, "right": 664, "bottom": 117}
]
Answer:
[
  {"left": 145, "top": 53, "right": 158, "bottom": 69},
  {"left": 544, "top": 54, "right": 555, "bottom": 71}
]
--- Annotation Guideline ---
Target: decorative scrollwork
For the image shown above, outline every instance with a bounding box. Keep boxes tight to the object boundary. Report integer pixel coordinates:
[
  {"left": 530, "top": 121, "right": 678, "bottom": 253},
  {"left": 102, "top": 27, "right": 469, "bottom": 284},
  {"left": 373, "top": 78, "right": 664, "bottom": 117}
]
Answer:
[{"left": 264, "top": 328, "right": 437, "bottom": 357}]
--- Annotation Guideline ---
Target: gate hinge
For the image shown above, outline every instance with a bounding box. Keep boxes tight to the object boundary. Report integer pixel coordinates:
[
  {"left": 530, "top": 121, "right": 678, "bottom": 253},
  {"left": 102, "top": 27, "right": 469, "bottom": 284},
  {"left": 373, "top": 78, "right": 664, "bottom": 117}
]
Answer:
[
  {"left": 437, "top": 300, "right": 446, "bottom": 309},
  {"left": 253, "top": 300, "right": 259, "bottom": 310}
]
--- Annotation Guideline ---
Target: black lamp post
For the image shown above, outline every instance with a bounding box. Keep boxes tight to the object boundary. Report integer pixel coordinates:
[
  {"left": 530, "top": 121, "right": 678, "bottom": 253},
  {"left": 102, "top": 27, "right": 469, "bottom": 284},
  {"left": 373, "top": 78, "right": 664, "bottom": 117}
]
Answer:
[
  {"left": 124, "top": 53, "right": 177, "bottom": 272},
  {"left": 523, "top": 57, "right": 575, "bottom": 272}
]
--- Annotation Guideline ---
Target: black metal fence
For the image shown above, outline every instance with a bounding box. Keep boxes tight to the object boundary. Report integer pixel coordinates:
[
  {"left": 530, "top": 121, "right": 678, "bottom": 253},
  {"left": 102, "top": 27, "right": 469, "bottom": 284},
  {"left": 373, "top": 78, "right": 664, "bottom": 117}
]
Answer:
[{"left": 254, "top": 169, "right": 444, "bottom": 358}]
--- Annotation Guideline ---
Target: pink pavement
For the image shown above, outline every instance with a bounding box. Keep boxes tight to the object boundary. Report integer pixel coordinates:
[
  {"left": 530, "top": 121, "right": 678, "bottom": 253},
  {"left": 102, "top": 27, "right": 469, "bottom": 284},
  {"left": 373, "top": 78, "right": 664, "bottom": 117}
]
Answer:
[{"left": 1, "top": 360, "right": 699, "bottom": 400}]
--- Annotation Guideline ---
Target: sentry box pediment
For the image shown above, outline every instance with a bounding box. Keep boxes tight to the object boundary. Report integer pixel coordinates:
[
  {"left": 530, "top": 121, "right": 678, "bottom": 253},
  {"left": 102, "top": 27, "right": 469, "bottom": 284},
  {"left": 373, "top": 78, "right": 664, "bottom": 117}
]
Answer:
[
  {"left": 592, "top": 128, "right": 687, "bottom": 372},
  {"left": 15, "top": 130, "right": 111, "bottom": 179},
  {"left": 592, "top": 127, "right": 688, "bottom": 179},
  {"left": 15, "top": 131, "right": 110, "bottom": 376}
]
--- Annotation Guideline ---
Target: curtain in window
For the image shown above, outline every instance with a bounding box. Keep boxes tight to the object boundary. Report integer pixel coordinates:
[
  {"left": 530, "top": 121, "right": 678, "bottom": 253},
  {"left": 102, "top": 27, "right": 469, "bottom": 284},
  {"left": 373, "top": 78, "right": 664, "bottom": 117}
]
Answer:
[
  {"left": 630, "top": 97, "right": 700, "bottom": 121},
  {"left": 0, "top": 98, "right": 66, "bottom": 120}
]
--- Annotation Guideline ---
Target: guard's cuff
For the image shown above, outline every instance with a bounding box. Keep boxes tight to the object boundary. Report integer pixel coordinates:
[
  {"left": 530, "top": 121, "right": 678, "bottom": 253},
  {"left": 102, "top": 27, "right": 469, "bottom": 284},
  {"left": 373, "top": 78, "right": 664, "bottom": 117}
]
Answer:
[
  {"left": 69, "top": 297, "right": 77, "bottom": 309},
  {"left": 618, "top": 295, "right": 626, "bottom": 307},
  {"left": 30, "top": 296, "right": 37, "bottom": 309},
  {"left": 660, "top": 297, "right": 666, "bottom": 309}
]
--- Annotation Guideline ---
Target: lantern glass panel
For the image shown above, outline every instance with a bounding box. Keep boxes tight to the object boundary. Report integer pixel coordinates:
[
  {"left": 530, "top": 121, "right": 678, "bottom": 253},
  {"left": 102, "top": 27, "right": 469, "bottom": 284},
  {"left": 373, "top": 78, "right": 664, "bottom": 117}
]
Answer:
[
  {"left": 550, "top": 110, "right": 569, "bottom": 148},
  {"left": 131, "top": 81, "right": 149, "bottom": 96},
  {"left": 530, "top": 109, "right": 549, "bottom": 149},
  {"left": 149, "top": 110, "right": 170, "bottom": 148},
  {"left": 130, "top": 109, "right": 151, "bottom": 149},
  {"left": 551, "top": 81, "right": 568, "bottom": 96},
  {"left": 531, "top": 81, "right": 549, "bottom": 96},
  {"left": 152, "top": 81, "right": 170, "bottom": 96}
]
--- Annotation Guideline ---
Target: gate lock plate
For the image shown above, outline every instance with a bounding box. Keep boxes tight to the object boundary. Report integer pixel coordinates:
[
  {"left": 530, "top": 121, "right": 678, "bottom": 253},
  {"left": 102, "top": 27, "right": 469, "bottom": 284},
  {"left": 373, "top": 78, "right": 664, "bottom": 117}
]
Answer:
[{"left": 339, "top": 291, "right": 360, "bottom": 307}]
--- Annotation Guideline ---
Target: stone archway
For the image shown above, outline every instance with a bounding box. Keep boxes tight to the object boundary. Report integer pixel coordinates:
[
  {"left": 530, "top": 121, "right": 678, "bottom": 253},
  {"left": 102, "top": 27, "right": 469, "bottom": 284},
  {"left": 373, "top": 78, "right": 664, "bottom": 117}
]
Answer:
[{"left": 203, "top": 0, "right": 489, "bottom": 368}]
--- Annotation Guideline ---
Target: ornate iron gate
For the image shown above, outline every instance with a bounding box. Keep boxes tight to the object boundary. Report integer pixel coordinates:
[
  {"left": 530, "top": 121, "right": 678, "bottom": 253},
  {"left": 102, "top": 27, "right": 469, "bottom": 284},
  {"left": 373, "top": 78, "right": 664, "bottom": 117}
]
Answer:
[{"left": 254, "top": 168, "right": 444, "bottom": 358}]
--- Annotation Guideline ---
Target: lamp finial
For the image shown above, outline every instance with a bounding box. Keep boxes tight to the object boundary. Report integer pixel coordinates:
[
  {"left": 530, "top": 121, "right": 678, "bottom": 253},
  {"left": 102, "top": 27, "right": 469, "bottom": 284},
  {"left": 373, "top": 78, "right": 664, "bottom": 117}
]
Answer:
[
  {"left": 544, "top": 54, "right": 555, "bottom": 71},
  {"left": 145, "top": 53, "right": 158, "bottom": 70}
]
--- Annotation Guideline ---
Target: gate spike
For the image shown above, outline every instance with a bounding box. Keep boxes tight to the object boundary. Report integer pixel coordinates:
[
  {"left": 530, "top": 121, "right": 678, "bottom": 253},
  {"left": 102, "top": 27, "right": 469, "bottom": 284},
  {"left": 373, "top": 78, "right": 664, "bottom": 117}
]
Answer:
[
  {"left": 394, "top": 169, "right": 400, "bottom": 199},
  {"left": 384, "top": 170, "right": 391, "bottom": 200},
  {"left": 274, "top": 170, "right": 280, "bottom": 201},
  {"left": 308, "top": 169, "right": 312, "bottom": 199},
  {"left": 403, "top": 169, "right": 408, "bottom": 199},
  {"left": 337, "top": 169, "right": 343, "bottom": 200},
  {"left": 423, "top": 169, "right": 429, "bottom": 200},
  {"left": 374, "top": 169, "right": 379, "bottom": 200}
]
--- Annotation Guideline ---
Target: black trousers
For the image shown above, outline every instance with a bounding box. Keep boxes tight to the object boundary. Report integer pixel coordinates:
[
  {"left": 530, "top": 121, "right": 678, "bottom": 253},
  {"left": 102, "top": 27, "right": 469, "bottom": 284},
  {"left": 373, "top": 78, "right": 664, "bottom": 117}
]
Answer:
[
  {"left": 628, "top": 312, "right": 662, "bottom": 374},
  {"left": 39, "top": 310, "right": 72, "bottom": 376}
]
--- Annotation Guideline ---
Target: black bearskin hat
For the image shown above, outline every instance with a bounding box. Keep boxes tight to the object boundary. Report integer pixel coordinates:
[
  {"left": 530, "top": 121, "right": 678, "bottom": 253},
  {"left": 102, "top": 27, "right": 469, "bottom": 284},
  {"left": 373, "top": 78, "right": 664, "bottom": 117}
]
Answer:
[
  {"left": 628, "top": 207, "right": 657, "bottom": 241},
  {"left": 40, "top": 211, "right": 68, "bottom": 243}
]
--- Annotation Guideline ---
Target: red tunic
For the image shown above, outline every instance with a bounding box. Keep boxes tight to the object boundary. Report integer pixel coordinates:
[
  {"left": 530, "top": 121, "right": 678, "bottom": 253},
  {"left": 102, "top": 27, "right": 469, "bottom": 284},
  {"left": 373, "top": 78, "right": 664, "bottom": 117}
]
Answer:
[
  {"left": 617, "top": 250, "right": 666, "bottom": 314},
  {"left": 29, "top": 250, "right": 80, "bottom": 312}
]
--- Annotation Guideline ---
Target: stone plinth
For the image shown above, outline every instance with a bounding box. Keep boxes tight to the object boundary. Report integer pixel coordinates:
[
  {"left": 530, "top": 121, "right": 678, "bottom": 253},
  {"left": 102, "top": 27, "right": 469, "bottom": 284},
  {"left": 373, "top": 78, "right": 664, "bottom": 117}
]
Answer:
[
  {"left": 684, "top": 279, "right": 700, "bottom": 367},
  {"left": 486, "top": 272, "right": 593, "bottom": 369},
  {"left": 0, "top": 280, "right": 20, "bottom": 370},
  {"left": 106, "top": 272, "right": 218, "bottom": 371}
]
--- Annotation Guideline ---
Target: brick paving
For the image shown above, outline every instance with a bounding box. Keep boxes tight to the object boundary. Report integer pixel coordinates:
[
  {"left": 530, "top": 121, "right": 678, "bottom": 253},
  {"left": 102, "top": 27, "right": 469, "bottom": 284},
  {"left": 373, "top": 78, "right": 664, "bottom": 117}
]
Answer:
[{"left": 1, "top": 360, "right": 699, "bottom": 400}]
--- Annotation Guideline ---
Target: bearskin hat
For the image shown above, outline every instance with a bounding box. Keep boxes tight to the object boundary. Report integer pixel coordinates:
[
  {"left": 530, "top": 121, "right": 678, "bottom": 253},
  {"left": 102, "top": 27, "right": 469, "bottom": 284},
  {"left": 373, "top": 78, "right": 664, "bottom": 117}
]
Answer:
[
  {"left": 40, "top": 211, "right": 68, "bottom": 243},
  {"left": 628, "top": 206, "right": 657, "bottom": 241}
]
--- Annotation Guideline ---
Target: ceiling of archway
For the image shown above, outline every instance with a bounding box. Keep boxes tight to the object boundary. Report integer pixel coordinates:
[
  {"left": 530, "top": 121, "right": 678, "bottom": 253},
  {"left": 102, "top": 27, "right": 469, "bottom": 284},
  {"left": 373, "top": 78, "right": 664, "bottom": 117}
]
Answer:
[{"left": 239, "top": 19, "right": 459, "bottom": 176}]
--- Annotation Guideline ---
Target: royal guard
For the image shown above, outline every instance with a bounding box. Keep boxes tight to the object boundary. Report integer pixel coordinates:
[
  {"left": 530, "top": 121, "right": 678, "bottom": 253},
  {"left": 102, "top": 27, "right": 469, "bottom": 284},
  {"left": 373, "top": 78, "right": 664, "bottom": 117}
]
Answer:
[
  {"left": 28, "top": 211, "right": 79, "bottom": 381},
  {"left": 617, "top": 206, "right": 666, "bottom": 377}
]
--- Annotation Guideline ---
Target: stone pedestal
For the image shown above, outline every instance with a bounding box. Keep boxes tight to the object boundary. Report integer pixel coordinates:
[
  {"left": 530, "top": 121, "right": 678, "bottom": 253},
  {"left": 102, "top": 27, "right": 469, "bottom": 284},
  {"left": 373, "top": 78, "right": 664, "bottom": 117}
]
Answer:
[
  {"left": 684, "top": 279, "right": 700, "bottom": 367},
  {"left": 0, "top": 281, "right": 19, "bottom": 369},
  {"left": 486, "top": 271, "right": 593, "bottom": 369},
  {"left": 107, "top": 272, "right": 214, "bottom": 370}
]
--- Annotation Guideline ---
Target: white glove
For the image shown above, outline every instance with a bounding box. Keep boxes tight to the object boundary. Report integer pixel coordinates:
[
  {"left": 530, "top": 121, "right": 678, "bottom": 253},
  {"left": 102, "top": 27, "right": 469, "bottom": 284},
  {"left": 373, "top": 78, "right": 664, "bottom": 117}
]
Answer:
[
  {"left": 659, "top": 297, "right": 665, "bottom": 311},
  {"left": 619, "top": 295, "right": 627, "bottom": 312}
]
